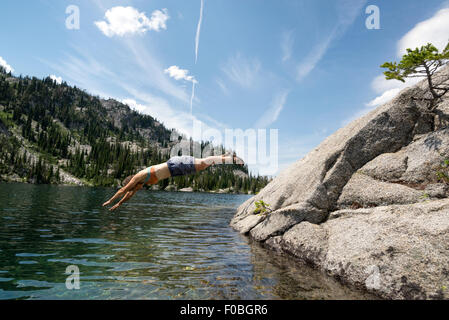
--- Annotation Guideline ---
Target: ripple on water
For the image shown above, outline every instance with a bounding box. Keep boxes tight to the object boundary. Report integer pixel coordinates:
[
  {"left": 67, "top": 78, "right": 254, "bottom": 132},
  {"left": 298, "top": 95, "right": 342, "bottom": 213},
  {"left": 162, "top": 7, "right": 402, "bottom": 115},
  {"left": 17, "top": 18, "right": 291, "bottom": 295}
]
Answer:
[
  {"left": 0, "top": 184, "right": 376, "bottom": 300},
  {"left": 16, "top": 253, "right": 57, "bottom": 257},
  {"left": 53, "top": 238, "right": 129, "bottom": 246},
  {"left": 18, "top": 261, "right": 38, "bottom": 265}
]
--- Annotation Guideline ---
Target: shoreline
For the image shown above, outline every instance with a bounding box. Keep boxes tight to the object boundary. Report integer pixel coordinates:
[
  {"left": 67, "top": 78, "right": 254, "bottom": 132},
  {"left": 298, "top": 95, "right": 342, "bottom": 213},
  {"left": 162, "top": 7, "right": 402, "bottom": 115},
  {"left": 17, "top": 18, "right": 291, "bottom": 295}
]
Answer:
[{"left": 0, "top": 179, "right": 254, "bottom": 195}]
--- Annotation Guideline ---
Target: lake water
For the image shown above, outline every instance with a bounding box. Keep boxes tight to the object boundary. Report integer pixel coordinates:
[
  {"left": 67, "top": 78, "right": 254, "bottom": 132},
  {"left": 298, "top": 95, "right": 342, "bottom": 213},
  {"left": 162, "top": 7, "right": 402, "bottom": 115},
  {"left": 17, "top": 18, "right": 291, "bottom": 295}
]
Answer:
[{"left": 0, "top": 183, "right": 373, "bottom": 300}]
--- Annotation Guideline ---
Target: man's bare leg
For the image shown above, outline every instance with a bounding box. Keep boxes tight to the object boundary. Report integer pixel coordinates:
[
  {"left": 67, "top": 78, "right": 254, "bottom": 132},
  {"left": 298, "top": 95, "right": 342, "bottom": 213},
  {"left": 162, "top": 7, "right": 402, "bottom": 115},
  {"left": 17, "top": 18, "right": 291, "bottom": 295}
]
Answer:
[
  {"left": 109, "top": 188, "right": 139, "bottom": 211},
  {"left": 102, "top": 176, "right": 141, "bottom": 207}
]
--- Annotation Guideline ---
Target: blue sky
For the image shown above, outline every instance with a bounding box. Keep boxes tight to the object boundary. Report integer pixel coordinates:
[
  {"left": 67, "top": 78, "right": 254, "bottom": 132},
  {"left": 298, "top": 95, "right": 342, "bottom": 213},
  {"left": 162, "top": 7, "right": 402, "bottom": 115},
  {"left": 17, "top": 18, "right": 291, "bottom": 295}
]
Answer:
[{"left": 1, "top": 0, "right": 449, "bottom": 175}]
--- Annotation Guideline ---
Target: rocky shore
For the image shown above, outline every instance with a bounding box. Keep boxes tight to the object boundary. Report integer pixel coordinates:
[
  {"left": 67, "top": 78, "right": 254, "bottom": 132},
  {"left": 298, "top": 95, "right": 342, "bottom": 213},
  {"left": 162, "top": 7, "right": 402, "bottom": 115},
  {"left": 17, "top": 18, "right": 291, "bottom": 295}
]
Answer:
[{"left": 231, "top": 65, "right": 449, "bottom": 299}]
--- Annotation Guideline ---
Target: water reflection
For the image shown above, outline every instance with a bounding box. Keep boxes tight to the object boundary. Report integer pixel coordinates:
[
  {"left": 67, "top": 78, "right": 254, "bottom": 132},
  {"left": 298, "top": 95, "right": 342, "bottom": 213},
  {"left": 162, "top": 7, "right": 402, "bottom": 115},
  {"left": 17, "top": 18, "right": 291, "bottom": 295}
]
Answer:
[{"left": 0, "top": 183, "right": 373, "bottom": 300}]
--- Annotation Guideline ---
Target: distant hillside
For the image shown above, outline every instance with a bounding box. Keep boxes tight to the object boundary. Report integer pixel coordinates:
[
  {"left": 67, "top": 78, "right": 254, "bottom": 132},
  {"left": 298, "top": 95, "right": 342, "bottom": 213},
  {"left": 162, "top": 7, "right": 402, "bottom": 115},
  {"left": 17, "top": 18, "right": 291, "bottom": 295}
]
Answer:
[{"left": 0, "top": 67, "right": 269, "bottom": 193}]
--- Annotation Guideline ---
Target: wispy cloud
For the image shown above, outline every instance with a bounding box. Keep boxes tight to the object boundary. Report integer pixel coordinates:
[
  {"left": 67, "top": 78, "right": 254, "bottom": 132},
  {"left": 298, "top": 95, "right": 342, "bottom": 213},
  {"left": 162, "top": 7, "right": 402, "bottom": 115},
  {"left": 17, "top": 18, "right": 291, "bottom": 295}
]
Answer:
[
  {"left": 41, "top": 41, "right": 224, "bottom": 138},
  {"left": 215, "top": 78, "right": 229, "bottom": 95},
  {"left": 189, "top": 82, "right": 196, "bottom": 114},
  {"left": 195, "top": 0, "right": 204, "bottom": 64},
  {"left": 296, "top": 0, "right": 367, "bottom": 81},
  {"left": 296, "top": 28, "right": 336, "bottom": 81},
  {"left": 45, "top": 2, "right": 226, "bottom": 137},
  {"left": 125, "top": 39, "right": 190, "bottom": 103},
  {"left": 39, "top": 46, "right": 117, "bottom": 98},
  {"left": 121, "top": 86, "right": 227, "bottom": 138},
  {"left": 95, "top": 6, "right": 169, "bottom": 37},
  {"left": 119, "top": 90, "right": 196, "bottom": 136},
  {"left": 254, "top": 90, "right": 289, "bottom": 128},
  {"left": 0, "top": 56, "right": 14, "bottom": 73},
  {"left": 222, "top": 52, "right": 261, "bottom": 88},
  {"left": 281, "top": 30, "right": 294, "bottom": 63}
]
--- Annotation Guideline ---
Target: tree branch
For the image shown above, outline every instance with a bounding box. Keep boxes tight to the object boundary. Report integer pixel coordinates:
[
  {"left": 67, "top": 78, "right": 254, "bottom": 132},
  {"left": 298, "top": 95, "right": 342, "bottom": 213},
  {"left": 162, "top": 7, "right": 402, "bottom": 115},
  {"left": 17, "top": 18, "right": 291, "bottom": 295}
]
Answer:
[
  {"left": 428, "top": 60, "right": 438, "bottom": 69},
  {"left": 407, "top": 75, "right": 426, "bottom": 78},
  {"left": 433, "top": 87, "right": 449, "bottom": 90}
]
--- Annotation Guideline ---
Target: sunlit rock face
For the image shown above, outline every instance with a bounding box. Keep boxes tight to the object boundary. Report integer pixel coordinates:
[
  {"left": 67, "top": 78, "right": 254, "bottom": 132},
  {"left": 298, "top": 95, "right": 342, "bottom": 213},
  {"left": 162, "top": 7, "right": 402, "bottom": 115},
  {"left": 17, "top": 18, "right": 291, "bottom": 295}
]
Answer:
[{"left": 231, "top": 65, "right": 449, "bottom": 299}]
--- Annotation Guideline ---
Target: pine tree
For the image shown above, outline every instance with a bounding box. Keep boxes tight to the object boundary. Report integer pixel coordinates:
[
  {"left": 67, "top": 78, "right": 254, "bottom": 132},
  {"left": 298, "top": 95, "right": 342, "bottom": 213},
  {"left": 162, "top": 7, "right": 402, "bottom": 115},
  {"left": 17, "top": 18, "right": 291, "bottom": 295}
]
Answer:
[{"left": 381, "top": 41, "right": 449, "bottom": 110}]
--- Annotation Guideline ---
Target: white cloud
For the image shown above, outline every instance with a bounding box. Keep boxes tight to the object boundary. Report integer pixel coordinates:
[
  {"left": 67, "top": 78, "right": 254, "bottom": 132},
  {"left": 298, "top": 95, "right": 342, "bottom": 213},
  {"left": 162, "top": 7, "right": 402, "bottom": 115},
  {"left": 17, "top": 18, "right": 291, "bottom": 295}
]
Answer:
[
  {"left": 397, "top": 8, "right": 449, "bottom": 56},
  {"left": 345, "top": 76, "right": 422, "bottom": 127},
  {"left": 296, "top": 0, "right": 367, "bottom": 81},
  {"left": 44, "top": 39, "right": 192, "bottom": 113},
  {"left": 0, "top": 56, "right": 14, "bottom": 73},
  {"left": 164, "top": 65, "right": 198, "bottom": 114},
  {"left": 50, "top": 75, "right": 62, "bottom": 84},
  {"left": 189, "top": 82, "right": 196, "bottom": 114},
  {"left": 363, "top": 7, "right": 449, "bottom": 112},
  {"left": 215, "top": 78, "right": 229, "bottom": 95},
  {"left": 365, "top": 75, "right": 421, "bottom": 108},
  {"left": 42, "top": 6, "right": 228, "bottom": 147},
  {"left": 195, "top": 0, "right": 204, "bottom": 64},
  {"left": 122, "top": 98, "right": 146, "bottom": 113},
  {"left": 281, "top": 30, "right": 294, "bottom": 62},
  {"left": 121, "top": 87, "right": 226, "bottom": 138},
  {"left": 371, "top": 74, "right": 405, "bottom": 94},
  {"left": 365, "top": 88, "right": 401, "bottom": 108},
  {"left": 254, "top": 90, "right": 289, "bottom": 129},
  {"left": 125, "top": 39, "right": 189, "bottom": 103},
  {"left": 222, "top": 52, "right": 261, "bottom": 88},
  {"left": 40, "top": 46, "right": 117, "bottom": 99},
  {"left": 297, "top": 29, "right": 336, "bottom": 81},
  {"left": 121, "top": 91, "right": 192, "bottom": 135},
  {"left": 164, "top": 65, "right": 198, "bottom": 83},
  {"left": 95, "top": 6, "right": 169, "bottom": 37}
]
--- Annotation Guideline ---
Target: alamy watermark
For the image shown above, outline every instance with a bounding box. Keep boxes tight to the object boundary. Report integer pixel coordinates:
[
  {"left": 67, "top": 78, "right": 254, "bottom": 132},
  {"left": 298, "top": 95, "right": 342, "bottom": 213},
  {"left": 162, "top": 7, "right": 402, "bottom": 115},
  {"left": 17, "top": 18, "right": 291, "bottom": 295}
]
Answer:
[
  {"left": 365, "top": 5, "right": 380, "bottom": 30},
  {"left": 65, "top": 265, "right": 80, "bottom": 290},
  {"left": 365, "top": 265, "right": 381, "bottom": 291},
  {"left": 170, "top": 119, "right": 279, "bottom": 175},
  {"left": 66, "top": 5, "right": 80, "bottom": 30}
]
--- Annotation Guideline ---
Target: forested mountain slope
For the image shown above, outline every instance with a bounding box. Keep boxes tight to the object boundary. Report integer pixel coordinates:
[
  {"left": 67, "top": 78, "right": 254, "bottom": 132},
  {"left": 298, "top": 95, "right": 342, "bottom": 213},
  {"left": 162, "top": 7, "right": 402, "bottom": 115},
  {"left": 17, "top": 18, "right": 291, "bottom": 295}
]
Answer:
[{"left": 0, "top": 67, "right": 269, "bottom": 193}]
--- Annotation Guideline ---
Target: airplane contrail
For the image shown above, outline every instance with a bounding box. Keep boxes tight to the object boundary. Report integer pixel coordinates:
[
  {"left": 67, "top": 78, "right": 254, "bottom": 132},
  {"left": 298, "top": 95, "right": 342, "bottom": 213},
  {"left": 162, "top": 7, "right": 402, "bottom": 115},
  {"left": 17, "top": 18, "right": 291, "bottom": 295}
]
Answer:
[
  {"left": 195, "top": 0, "right": 204, "bottom": 64},
  {"left": 190, "top": 82, "right": 196, "bottom": 115}
]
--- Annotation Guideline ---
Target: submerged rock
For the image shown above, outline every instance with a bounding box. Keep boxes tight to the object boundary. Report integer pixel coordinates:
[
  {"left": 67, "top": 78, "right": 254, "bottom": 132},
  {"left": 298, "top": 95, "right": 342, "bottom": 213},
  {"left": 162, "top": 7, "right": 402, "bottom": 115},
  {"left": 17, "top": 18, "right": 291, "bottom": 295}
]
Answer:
[{"left": 231, "top": 65, "right": 449, "bottom": 299}]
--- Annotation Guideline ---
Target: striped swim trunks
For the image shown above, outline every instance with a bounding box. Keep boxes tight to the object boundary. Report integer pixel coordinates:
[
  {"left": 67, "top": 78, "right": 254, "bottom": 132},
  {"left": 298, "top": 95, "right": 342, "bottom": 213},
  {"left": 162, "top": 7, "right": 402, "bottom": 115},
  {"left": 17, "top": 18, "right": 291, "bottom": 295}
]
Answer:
[{"left": 166, "top": 156, "right": 197, "bottom": 177}]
